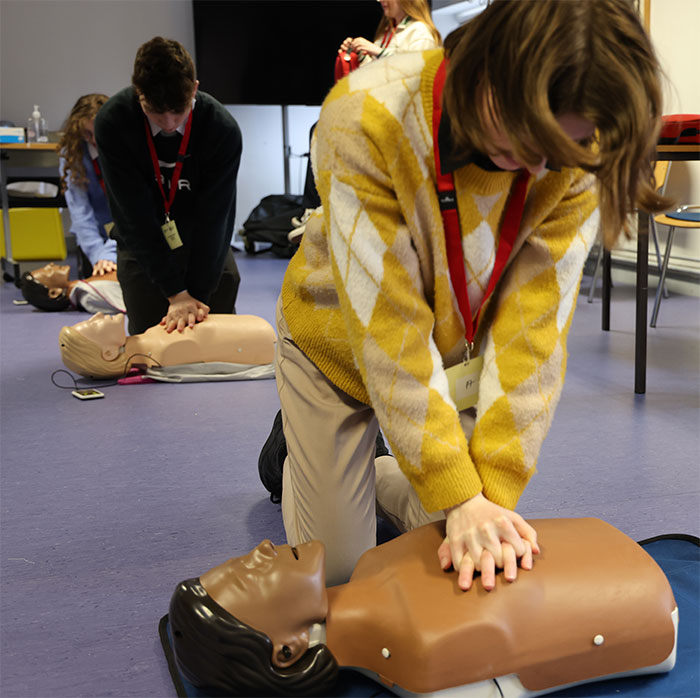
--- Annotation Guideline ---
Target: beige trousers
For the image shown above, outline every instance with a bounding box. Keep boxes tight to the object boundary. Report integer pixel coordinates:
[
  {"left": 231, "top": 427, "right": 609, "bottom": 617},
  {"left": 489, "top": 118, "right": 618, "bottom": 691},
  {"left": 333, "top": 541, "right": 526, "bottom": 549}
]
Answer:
[{"left": 275, "top": 298, "right": 442, "bottom": 585}]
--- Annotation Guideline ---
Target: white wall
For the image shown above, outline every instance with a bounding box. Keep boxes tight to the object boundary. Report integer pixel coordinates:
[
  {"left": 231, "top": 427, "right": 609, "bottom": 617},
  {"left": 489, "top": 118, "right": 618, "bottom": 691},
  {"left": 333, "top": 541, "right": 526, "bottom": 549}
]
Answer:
[
  {"left": 432, "top": 0, "right": 487, "bottom": 39},
  {"left": 0, "top": 0, "right": 314, "bottom": 233},
  {"left": 225, "top": 104, "right": 321, "bottom": 235},
  {"left": 435, "top": 0, "right": 700, "bottom": 280},
  {"left": 611, "top": 0, "right": 700, "bottom": 281},
  {"left": 0, "top": 0, "right": 195, "bottom": 130},
  {"left": 646, "top": 0, "right": 699, "bottom": 273},
  {"left": 1, "top": 0, "right": 697, "bottom": 269}
]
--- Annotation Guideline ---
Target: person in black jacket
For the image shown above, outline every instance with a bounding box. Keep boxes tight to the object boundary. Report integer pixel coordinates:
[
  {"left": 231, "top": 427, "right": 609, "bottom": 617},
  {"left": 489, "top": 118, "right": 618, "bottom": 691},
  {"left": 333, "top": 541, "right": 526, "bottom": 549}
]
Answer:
[{"left": 95, "top": 36, "right": 242, "bottom": 334}]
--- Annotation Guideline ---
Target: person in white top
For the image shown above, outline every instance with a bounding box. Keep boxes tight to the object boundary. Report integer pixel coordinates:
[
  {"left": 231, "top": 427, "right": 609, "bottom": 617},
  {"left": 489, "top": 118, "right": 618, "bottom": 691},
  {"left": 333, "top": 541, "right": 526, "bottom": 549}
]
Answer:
[
  {"left": 339, "top": 0, "right": 442, "bottom": 63},
  {"left": 300, "top": 1, "right": 441, "bottom": 212}
]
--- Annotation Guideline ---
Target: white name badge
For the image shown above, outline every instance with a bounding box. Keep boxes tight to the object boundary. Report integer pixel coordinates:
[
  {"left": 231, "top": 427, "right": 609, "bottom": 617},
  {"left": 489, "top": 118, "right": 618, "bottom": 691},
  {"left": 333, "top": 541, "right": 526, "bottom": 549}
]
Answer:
[
  {"left": 162, "top": 218, "right": 183, "bottom": 250},
  {"left": 445, "top": 355, "right": 483, "bottom": 411}
]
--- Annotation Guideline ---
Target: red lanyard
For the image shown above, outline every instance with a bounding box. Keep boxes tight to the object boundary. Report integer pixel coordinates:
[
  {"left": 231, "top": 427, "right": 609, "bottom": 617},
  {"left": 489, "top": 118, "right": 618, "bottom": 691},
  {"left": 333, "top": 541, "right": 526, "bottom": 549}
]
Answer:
[
  {"left": 432, "top": 59, "right": 530, "bottom": 352},
  {"left": 143, "top": 109, "right": 193, "bottom": 221},
  {"left": 92, "top": 157, "right": 106, "bottom": 194},
  {"left": 380, "top": 25, "right": 396, "bottom": 48}
]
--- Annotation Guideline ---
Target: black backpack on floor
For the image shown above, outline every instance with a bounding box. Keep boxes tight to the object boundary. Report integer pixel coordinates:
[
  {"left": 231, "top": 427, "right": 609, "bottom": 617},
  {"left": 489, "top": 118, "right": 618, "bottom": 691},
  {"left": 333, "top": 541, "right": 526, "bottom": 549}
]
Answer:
[{"left": 240, "top": 194, "right": 305, "bottom": 258}]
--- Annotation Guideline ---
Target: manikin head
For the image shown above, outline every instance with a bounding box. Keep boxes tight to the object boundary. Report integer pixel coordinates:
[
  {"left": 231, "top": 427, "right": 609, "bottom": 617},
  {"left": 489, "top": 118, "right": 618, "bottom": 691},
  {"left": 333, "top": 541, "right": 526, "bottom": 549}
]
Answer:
[
  {"left": 21, "top": 263, "right": 72, "bottom": 311},
  {"left": 169, "top": 540, "right": 339, "bottom": 696},
  {"left": 59, "top": 312, "right": 128, "bottom": 378}
]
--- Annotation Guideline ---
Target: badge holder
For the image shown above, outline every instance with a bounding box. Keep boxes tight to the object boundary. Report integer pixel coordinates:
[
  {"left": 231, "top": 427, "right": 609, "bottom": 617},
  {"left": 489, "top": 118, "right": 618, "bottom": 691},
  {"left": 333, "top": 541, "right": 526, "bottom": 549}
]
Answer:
[{"left": 446, "top": 341, "right": 482, "bottom": 411}]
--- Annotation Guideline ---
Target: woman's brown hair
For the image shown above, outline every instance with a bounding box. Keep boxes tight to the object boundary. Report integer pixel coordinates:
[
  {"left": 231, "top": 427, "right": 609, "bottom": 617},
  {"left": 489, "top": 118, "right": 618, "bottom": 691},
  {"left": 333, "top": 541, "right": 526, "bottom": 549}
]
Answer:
[
  {"left": 375, "top": 0, "right": 442, "bottom": 47},
  {"left": 58, "top": 93, "right": 109, "bottom": 193},
  {"left": 443, "top": 0, "right": 671, "bottom": 248}
]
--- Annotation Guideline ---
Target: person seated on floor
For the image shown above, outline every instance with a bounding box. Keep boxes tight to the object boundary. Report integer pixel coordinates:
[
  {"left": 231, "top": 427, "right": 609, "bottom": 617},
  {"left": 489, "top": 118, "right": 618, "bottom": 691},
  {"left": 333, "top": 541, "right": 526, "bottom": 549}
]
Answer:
[
  {"left": 58, "top": 312, "right": 276, "bottom": 379},
  {"left": 21, "top": 262, "right": 124, "bottom": 314},
  {"left": 168, "top": 518, "right": 677, "bottom": 698}
]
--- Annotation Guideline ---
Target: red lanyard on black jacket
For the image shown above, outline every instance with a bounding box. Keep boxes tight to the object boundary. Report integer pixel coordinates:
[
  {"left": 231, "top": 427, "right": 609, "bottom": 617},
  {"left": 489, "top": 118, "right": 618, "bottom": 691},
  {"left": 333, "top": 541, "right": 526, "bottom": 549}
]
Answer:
[
  {"left": 432, "top": 59, "right": 530, "bottom": 355},
  {"left": 143, "top": 110, "right": 193, "bottom": 222}
]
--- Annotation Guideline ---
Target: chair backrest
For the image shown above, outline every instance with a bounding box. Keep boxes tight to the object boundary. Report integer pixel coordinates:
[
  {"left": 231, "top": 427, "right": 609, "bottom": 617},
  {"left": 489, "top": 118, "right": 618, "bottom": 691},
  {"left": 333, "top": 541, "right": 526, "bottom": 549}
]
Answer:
[
  {"left": 653, "top": 160, "right": 671, "bottom": 195},
  {"left": 0, "top": 207, "right": 66, "bottom": 261}
]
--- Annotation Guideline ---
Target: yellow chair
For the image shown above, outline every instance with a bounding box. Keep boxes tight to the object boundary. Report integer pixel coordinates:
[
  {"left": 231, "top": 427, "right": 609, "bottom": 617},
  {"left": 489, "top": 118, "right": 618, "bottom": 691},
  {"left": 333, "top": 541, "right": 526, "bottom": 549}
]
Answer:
[
  {"left": 0, "top": 207, "right": 67, "bottom": 261},
  {"left": 649, "top": 204, "right": 700, "bottom": 328}
]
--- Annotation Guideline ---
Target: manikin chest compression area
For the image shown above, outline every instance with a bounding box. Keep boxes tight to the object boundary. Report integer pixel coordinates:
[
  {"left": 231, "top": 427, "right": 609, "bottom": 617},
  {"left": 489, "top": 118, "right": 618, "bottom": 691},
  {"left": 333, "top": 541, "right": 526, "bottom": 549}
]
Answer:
[{"left": 168, "top": 518, "right": 678, "bottom": 697}]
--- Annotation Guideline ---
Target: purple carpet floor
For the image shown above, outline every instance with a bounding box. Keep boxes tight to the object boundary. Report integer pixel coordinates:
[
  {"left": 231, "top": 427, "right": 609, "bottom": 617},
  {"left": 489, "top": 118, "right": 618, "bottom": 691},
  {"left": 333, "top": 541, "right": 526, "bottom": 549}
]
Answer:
[{"left": 1, "top": 250, "right": 698, "bottom": 697}]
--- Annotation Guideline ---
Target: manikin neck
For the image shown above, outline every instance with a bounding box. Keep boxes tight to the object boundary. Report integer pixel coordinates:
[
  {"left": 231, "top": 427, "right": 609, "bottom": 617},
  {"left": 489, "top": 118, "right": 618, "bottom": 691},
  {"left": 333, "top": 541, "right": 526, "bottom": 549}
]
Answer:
[{"left": 122, "top": 334, "right": 157, "bottom": 367}]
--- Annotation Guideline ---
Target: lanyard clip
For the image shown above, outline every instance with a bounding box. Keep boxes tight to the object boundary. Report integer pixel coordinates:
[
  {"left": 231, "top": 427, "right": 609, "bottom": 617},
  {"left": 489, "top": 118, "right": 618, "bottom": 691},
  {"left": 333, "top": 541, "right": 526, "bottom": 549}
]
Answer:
[
  {"left": 463, "top": 340, "right": 474, "bottom": 365},
  {"left": 164, "top": 212, "right": 171, "bottom": 224}
]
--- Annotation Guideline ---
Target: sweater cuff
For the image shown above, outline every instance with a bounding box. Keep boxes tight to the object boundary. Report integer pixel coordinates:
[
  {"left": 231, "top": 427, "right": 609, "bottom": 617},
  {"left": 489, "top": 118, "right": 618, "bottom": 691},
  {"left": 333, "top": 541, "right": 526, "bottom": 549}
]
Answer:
[
  {"left": 477, "top": 461, "right": 534, "bottom": 510},
  {"left": 410, "top": 453, "right": 484, "bottom": 513}
]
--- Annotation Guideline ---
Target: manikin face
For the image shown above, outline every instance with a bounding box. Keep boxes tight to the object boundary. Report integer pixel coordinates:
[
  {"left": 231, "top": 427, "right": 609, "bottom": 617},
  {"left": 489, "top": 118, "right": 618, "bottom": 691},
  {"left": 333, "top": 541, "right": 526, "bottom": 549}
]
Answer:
[
  {"left": 378, "top": 0, "right": 405, "bottom": 23},
  {"left": 200, "top": 540, "right": 327, "bottom": 669},
  {"left": 138, "top": 81, "right": 199, "bottom": 134},
  {"left": 30, "top": 262, "right": 70, "bottom": 296},
  {"left": 73, "top": 312, "right": 127, "bottom": 360}
]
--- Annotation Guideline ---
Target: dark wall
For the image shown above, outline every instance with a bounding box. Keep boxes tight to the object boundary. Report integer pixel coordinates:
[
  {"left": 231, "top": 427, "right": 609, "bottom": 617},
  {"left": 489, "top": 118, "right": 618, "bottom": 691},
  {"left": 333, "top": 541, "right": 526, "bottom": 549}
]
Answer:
[{"left": 194, "top": 0, "right": 382, "bottom": 105}]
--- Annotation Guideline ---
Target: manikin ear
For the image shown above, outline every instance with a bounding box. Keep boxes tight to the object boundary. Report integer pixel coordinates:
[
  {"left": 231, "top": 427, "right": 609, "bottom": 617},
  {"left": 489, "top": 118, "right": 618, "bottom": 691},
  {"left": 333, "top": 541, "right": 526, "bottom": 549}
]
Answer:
[
  {"left": 102, "top": 346, "right": 121, "bottom": 361},
  {"left": 48, "top": 288, "right": 63, "bottom": 299},
  {"left": 271, "top": 633, "right": 309, "bottom": 669}
]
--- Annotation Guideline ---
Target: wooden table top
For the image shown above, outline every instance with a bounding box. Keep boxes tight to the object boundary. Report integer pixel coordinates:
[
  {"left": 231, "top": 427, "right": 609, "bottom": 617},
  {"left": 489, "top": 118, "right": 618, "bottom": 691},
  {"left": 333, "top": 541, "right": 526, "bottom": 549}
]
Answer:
[{"left": 0, "top": 142, "right": 59, "bottom": 151}]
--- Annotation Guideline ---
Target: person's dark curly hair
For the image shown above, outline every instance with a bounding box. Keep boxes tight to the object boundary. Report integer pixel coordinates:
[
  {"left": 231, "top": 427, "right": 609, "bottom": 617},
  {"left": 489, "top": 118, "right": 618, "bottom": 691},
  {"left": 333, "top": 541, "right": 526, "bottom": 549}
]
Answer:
[
  {"left": 21, "top": 272, "right": 71, "bottom": 312},
  {"left": 169, "top": 578, "right": 339, "bottom": 697},
  {"left": 132, "top": 37, "right": 196, "bottom": 113}
]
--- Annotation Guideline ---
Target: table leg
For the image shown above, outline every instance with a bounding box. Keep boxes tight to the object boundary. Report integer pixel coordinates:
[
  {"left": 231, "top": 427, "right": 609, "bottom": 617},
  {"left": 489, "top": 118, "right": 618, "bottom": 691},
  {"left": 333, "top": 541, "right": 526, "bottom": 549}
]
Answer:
[
  {"left": 0, "top": 155, "right": 16, "bottom": 280},
  {"left": 602, "top": 249, "right": 611, "bottom": 331},
  {"left": 635, "top": 212, "right": 649, "bottom": 394}
]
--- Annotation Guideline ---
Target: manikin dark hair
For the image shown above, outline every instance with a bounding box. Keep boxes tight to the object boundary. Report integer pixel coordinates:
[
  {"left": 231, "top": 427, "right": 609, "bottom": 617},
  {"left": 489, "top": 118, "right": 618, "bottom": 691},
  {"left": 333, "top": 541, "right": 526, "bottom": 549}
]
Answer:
[
  {"left": 169, "top": 578, "right": 338, "bottom": 697},
  {"left": 21, "top": 272, "right": 71, "bottom": 312}
]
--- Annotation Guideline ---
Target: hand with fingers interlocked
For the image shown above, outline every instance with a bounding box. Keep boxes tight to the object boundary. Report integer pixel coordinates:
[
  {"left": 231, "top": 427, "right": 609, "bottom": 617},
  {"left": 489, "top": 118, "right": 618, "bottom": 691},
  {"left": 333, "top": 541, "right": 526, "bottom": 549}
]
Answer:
[
  {"left": 162, "top": 290, "right": 210, "bottom": 333},
  {"left": 439, "top": 492, "right": 540, "bottom": 591}
]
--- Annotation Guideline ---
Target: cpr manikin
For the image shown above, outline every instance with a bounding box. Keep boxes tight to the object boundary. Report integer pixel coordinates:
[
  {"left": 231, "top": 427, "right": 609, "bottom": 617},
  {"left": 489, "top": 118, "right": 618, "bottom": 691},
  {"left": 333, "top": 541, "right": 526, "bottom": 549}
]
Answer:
[
  {"left": 59, "top": 312, "right": 277, "bottom": 380},
  {"left": 169, "top": 518, "right": 677, "bottom": 697},
  {"left": 21, "top": 262, "right": 124, "bottom": 314}
]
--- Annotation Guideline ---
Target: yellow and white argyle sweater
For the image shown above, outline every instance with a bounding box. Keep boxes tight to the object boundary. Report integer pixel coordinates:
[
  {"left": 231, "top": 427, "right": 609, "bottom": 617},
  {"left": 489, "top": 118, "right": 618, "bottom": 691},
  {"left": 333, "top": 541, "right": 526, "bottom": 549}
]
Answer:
[{"left": 281, "top": 50, "right": 599, "bottom": 513}]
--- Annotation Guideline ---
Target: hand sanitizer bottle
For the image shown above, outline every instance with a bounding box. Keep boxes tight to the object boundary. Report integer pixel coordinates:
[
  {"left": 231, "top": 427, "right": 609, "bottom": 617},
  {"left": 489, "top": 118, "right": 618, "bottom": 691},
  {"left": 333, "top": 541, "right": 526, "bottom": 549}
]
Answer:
[{"left": 26, "top": 105, "right": 48, "bottom": 143}]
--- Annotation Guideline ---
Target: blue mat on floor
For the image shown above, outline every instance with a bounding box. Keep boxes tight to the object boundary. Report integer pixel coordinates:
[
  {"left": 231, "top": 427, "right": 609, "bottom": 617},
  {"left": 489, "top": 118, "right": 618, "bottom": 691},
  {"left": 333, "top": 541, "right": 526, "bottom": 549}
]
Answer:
[{"left": 159, "top": 535, "right": 699, "bottom": 697}]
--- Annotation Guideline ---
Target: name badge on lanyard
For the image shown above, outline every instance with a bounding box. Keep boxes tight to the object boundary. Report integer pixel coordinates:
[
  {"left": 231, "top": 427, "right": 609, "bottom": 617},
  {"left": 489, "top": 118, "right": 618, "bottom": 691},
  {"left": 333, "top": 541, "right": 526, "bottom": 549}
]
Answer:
[
  {"left": 445, "top": 354, "right": 484, "bottom": 411},
  {"left": 432, "top": 59, "right": 530, "bottom": 410},
  {"left": 143, "top": 110, "right": 193, "bottom": 250},
  {"left": 161, "top": 216, "right": 183, "bottom": 250}
]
